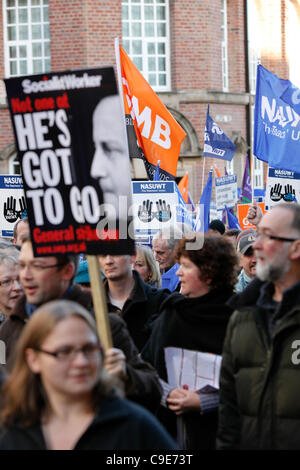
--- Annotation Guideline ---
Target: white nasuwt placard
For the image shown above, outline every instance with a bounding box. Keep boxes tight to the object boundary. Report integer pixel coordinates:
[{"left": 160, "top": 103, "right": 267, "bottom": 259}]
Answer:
[
  {"left": 215, "top": 174, "right": 237, "bottom": 211},
  {"left": 164, "top": 347, "right": 222, "bottom": 391},
  {"left": 265, "top": 167, "right": 300, "bottom": 210}
]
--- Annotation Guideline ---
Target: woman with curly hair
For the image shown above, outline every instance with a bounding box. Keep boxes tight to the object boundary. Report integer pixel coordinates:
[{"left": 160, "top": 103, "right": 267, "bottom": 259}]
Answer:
[{"left": 142, "top": 233, "right": 238, "bottom": 450}]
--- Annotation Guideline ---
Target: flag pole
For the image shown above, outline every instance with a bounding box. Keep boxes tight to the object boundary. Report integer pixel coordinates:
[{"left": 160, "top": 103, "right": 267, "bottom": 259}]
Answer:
[{"left": 201, "top": 157, "right": 206, "bottom": 196}]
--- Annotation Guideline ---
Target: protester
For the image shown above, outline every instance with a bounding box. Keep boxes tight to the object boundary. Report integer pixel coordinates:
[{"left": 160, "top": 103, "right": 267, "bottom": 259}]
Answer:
[
  {"left": 0, "top": 250, "right": 22, "bottom": 325},
  {"left": 142, "top": 234, "right": 238, "bottom": 449},
  {"left": 0, "top": 300, "right": 177, "bottom": 450},
  {"left": 0, "top": 238, "right": 162, "bottom": 412},
  {"left": 99, "top": 253, "right": 169, "bottom": 351},
  {"left": 235, "top": 232, "right": 257, "bottom": 292},
  {"left": 152, "top": 226, "right": 184, "bottom": 291},
  {"left": 217, "top": 203, "right": 300, "bottom": 450},
  {"left": 132, "top": 245, "right": 161, "bottom": 288},
  {"left": 13, "top": 218, "right": 29, "bottom": 246},
  {"left": 208, "top": 219, "right": 225, "bottom": 235}
]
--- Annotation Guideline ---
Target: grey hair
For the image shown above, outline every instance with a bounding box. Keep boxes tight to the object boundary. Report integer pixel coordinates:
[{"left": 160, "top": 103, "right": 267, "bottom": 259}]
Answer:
[
  {"left": 152, "top": 223, "right": 191, "bottom": 252},
  {"left": 0, "top": 250, "right": 20, "bottom": 267},
  {"left": 273, "top": 203, "right": 300, "bottom": 235}
]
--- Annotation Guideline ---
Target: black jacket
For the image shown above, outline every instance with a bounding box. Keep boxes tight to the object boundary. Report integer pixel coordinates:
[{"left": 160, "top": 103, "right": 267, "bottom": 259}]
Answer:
[
  {"left": 0, "top": 394, "right": 178, "bottom": 450},
  {"left": 142, "top": 288, "right": 234, "bottom": 449},
  {"left": 217, "top": 278, "right": 300, "bottom": 450},
  {"left": 105, "top": 270, "right": 170, "bottom": 351},
  {"left": 0, "top": 285, "right": 162, "bottom": 413}
]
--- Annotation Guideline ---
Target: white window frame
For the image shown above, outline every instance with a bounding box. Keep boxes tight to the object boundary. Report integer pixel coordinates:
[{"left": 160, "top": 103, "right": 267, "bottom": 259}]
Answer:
[
  {"left": 122, "top": 0, "right": 171, "bottom": 92},
  {"left": 221, "top": 0, "right": 229, "bottom": 92},
  {"left": 226, "top": 159, "right": 234, "bottom": 175},
  {"left": 3, "top": 0, "right": 50, "bottom": 78},
  {"left": 9, "top": 153, "right": 21, "bottom": 175},
  {"left": 253, "top": 156, "right": 264, "bottom": 189},
  {"left": 247, "top": 0, "right": 261, "bottom": 94}
]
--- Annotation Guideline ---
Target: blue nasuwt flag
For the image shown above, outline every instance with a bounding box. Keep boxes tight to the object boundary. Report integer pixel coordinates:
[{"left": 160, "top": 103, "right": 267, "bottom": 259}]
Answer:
[
  {"left": 194, "top": 170, "right": 213, "bottom": 233},
  {"left": 225, "top": 205, "right": 241, "bottom": 230},
  {"left": 254, "top": 64, "right": 300, "bottom": 173},
  {"left": 153, "top": 160, "right": 160, "bottom": 181},
  {"left": 280, "top": 78, "right": 300, "bottom": 116},
  {"left": 203, "top": 105, "right": 236, "bottom": 161}
]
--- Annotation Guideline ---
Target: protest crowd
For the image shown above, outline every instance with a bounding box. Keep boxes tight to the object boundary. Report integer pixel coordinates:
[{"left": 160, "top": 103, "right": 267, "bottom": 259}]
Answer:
[
  {"left": 0, "top": 196, "right": 300, "bottom": 451},
  {"left": 0, "top": 19, "right": 300, "bottom": 452}
]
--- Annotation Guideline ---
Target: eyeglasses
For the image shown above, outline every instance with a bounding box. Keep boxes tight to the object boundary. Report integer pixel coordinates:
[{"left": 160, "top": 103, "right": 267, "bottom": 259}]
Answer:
[
  {"left": 0, "top": 278, "right": 21, "bottom": 288},
  {"left": 34, "top": 344, "right": 102, "bottom": 362},
  {"left": 256, "top": 232, "right": 299, "bottom": 243},
  {"left": 18, "top": 262, "right": 65, "bottom": 273}
]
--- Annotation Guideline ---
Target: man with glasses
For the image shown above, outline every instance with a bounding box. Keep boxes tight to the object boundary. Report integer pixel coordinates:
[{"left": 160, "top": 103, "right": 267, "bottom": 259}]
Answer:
[
  {"left": 217, "top": 203, "right": 300, "bottom": 449},
  {"left": 0, "top": 237, "right": 162, "bottom": 412}
]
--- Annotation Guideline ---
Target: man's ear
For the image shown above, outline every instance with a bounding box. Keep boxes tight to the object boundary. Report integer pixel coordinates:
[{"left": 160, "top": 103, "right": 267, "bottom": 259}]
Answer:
[
  {"left": 289, "top": 240, "right": 300, "bottom": 261},
  {"left": 61, "top": 262, "right": 76, "bottom": 281},
  {"left": 25, "top": 348, "right": 41, "bottom": 374}
]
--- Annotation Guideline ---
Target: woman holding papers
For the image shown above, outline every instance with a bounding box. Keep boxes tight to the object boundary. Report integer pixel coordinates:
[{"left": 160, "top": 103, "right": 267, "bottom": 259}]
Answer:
[
  {"left": 142, "top": 234, "right": 238, "bottom": 449},
  {"left": 0, "top": 300, "right": 177, "bottom": 450}
]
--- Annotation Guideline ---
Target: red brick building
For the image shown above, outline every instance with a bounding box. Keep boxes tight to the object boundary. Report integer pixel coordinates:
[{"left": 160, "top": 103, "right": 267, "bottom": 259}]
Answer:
[{"left": 0, "top": 0, "right": 299, "bottom": 203}]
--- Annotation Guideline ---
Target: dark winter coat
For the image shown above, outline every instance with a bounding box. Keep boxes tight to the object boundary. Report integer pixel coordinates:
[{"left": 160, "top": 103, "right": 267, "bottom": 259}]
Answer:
[
  {"left": 217, "top": 278, "right": 300, "bottom": 450},
  {"left": 105, "top": 270, "right": 170, "bottom": 351},
  {"left": 0, "top": 394, "right": 178, "bottom": 450},
  {"left": 142, "top": 288, "right": 234, "bottom": 449},
  {"left": 0, "top": 285, "right": 162, "bottom": 412}
]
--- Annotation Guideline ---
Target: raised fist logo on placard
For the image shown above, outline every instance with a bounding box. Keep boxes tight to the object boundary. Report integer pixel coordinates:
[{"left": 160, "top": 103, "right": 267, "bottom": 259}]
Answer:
[
  {"left": 270, "top": 183, "right": 283, "bottom": 202},
  {"left": 4, "top": 196, "right": 18, "bottom": 223},
  {"left": 282, "top": 184, "right": 296, "bottom": 202},
  {"left": 155, "top": 199, "right": 172, "bottom": 222},
  {"left": 138, "top": 200, "right": 155, "bottom": 223},
  {"left": 3, "top": 196, "right": 27, "bottom": 223}
]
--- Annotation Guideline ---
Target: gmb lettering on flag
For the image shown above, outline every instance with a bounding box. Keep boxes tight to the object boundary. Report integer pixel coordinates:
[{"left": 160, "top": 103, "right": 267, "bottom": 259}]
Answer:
[
  {"left": 119, "top": 46, "right": 186, "bottom": 181},
  {"left": 203, "top": 105, "right": 236, "bottom": 161},
  {"left": 253, "top": 64, "right": 300, "bottom": 173}
]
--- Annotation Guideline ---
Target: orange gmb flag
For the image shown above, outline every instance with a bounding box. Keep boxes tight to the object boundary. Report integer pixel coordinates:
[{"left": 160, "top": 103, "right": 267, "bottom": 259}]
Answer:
[
  {"left": 178, "top": 173, "right": 189, "bottom": 203},
  {"left": 119, "top": 46, "right": 186, "bottom": 179}
]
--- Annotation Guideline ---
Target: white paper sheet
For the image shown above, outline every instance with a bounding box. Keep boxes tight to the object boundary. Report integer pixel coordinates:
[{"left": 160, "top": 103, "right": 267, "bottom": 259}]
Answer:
[{"left": 164, "top": 347, "right": 222, "bottom": 391}]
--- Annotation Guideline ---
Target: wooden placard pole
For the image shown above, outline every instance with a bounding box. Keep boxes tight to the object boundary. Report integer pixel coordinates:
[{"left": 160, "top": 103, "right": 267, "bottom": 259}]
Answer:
[{"left": 87, "top": 255, "right": 113, "bottom": 351}]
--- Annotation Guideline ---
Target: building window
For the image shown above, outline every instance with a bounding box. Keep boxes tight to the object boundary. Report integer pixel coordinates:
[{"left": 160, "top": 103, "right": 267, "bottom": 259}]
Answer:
[
  {"left": 3, "top": 0, "right": 50, "bottom": 78},
  {"left": 247, "top": 0, "right": 261, "bottom": 94},
  {"left": 122, "top": 0, "right": 170, "bottom": 91},
  {"left": 226, "top": 159, "right": 234, "bottom": 175},
  {"left": 9, "top": 154, "right": 21, "bottom": 174},
  {"left": 253, "top": 156, "right": 263, "bottom": 189},
  {"left": 221, "top": 0, "right": 228, "bottom": 92}
]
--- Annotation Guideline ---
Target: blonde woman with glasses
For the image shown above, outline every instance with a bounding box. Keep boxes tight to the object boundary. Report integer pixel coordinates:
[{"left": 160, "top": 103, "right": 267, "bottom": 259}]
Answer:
[{"left": 0, "top": 299, "right": 176, "bottom": 450}]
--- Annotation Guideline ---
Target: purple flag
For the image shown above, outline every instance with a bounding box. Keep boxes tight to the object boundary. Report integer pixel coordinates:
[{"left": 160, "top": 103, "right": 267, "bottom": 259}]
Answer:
[{"left": 240, "top": 157, "right": 252, "bottom": 203}]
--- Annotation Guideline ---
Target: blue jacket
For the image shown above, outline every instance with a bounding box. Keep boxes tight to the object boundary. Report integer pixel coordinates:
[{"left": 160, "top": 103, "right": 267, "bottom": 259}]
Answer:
[{"left": 161, "top": 263, "right": 180, "bottom": 292}]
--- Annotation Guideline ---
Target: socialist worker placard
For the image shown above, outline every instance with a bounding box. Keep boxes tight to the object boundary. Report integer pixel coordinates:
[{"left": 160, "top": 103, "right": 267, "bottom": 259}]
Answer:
[{"left": 5, "top": 68, "right": 135, "bottom": 256}]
